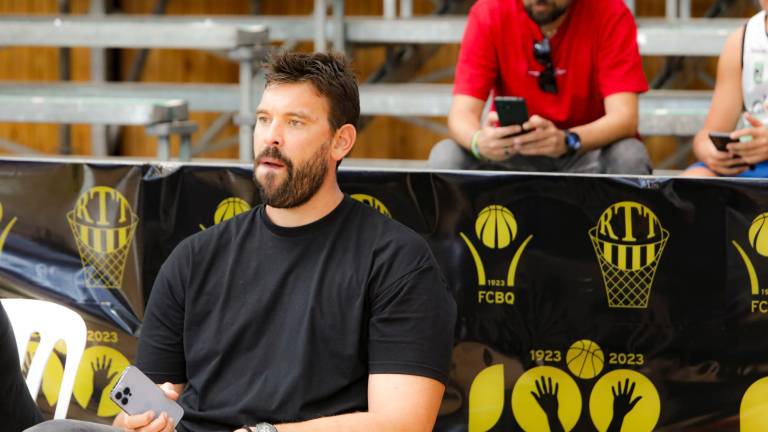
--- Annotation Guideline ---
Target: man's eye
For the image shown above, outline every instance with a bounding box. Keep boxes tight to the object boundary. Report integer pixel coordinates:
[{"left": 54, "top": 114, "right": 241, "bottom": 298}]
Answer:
[
  {"left": 257, "top": 116, "right": 270, "bottom": 124},
  {"left": 289, "top": 119, "right": 303, "bottom": 127}
]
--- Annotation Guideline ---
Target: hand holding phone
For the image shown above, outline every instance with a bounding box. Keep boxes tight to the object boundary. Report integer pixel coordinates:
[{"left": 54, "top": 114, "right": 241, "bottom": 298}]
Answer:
[
  {"left": 494, "top": 96, "right": 529, "bottom": 133},
  {"left": 110, "top": 366, "right": 184, "bottom": 427},
  {"left": 708, "top": 131, "right": 736, "bottom": 152},
  {"left": 708, "top": 131, "right": 755, "bottom": 170}
]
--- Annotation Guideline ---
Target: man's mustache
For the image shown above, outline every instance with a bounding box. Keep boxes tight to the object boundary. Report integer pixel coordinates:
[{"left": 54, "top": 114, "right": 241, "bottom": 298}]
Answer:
[{"left": 256, "top": 147, "right": 292, "bottom": 167}]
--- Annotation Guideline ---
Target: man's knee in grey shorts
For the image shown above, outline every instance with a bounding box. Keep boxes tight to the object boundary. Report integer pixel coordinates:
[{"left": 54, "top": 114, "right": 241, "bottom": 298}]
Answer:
[
  {"left": 427, "top": 137, "right": 651, "bottom": 175},
  {"left": 428, "top": 138, "right": 477, "bottom": 170},
  {"left": 25, "top": 419, "right": 120, "bottom": 432},
  {"left": 599, "top": 137, "right": 652, "bottom": 175}
]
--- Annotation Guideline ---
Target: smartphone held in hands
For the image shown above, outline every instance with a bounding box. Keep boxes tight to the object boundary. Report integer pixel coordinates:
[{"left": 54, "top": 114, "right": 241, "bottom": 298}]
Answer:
[
  {"left": 109, "top": 366, "right": 184, "bottom": 426},
  {"left": 495, "top": 96, "right": 529, "bottom": 128},
  {"left": 708, "top": 131, "right": 736, "bottom": 152}
]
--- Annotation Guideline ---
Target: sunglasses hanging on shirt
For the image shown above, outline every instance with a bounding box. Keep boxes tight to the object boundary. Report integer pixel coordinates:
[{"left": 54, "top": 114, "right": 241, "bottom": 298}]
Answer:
[{"left": 533, "top": 38, "right": 558, "bottom": 94}]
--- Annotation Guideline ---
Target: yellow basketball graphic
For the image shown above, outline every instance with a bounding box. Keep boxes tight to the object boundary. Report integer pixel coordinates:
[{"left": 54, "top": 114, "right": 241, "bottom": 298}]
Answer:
[
  {"left": 0, "top": 201, "right": 18, "bottom": 256},
  {"left": 475, "top": 205, "right": 517, "bottom": 249},
  {"left": 67, "top": 187, "right": 138, "bottom": 288},
  {"left": 214, "top": 197, "right": 251, "bottom": 224},
  {"left": 511, "top": 366, "right": 581, "bottom": 432},
  {"left": 351, "top": 194, "right": 392, "bottom": 218},
  {"left": 589, "top": 202, "right": 669, "bottom": 308},
  {"left": 589, "top": 369, "right": 660, "bottom": 432},
  {"left": 566, "top": 339, "right": 604, "bottom": 379},
  {"left": 73, "top": 346, "right": 130, "bottom": 417},
  {"left": 468, "top": 364, "right": 505, "bottom": 432},
  {"left": 748, "top": 213, "right": 768, "bottom": 257}
]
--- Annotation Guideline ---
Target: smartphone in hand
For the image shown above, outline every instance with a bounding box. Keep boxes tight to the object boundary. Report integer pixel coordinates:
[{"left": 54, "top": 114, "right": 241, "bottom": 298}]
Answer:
[
  {"left": 109, "top": 366, "right": 184, "bottom": 426},
  {"left": 708, "top": 131, "right": 736, "bottom": 152},
  {"left": 708, "top": 131, "right": 754, "bottom": 170},
  {"left": 494, "top": 96, "right": 529, "bottom": 133}
]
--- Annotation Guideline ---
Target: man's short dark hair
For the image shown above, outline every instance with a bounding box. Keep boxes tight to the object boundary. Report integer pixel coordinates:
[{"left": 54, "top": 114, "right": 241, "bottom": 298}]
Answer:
[{"left": 263, "top": 51, "right": 360, "bottom": 131}]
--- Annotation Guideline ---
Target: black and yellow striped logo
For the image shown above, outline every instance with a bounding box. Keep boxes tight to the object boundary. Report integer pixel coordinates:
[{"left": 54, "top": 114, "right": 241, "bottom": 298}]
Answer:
[
  {"left": 589, "top": 201, "right": 669, "bottom": 309},
  {"left": 67, "top": 187, "right": 138, "bottom": 289}
]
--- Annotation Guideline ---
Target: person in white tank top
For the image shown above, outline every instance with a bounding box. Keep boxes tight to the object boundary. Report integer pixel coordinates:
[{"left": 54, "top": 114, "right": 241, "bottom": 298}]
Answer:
[{"left": 683, "top": 2, "right": 768, "bottom": 177}]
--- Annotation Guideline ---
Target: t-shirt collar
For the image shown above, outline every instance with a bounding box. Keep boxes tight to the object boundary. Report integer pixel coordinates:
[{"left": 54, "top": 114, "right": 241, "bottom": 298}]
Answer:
[{"left": 258, "top": 194, "right": 352, "bottom": 237}]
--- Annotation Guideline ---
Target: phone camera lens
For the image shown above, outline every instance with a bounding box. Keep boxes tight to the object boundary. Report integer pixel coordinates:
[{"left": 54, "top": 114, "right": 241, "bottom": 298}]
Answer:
[
  {"left": 122, "top": 397, "right": 129, "bottom": 405},
  {"left": 115, "top": 391, "right": 122, "bottom": 399},
  {"left": 124, "top": 387, "right": 131, "bottom": 395}
]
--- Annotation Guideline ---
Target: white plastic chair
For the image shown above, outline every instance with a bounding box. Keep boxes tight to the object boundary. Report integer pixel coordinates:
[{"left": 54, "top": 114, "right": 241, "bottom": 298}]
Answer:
[{"left": 1, "top": 298, "right": 87, "bottom": 419}]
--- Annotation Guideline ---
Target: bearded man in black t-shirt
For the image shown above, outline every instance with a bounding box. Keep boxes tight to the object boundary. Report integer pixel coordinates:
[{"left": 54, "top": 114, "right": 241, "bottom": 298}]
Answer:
[{"left": 28, "top": 52, "right": 456, "bottom": 432}]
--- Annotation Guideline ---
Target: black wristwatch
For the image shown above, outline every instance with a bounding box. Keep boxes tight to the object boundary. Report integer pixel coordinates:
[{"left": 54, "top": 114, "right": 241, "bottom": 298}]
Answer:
[
  {"left": 244, "top": 423, "right": 278, "bottom": 432},
  {"left": 563, "top": 130, "right": 582, "bottom": 156}
]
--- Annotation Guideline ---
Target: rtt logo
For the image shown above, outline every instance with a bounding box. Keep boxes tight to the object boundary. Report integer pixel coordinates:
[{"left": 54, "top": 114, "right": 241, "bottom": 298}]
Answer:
[
  {"left": 589, "top": 201, "right": 669, "bottom": 309},
  {"left": 460, "top": 205, "right": 533, "bottom": 305},
  {"left": 67, "top": 187, "right": 138, "bottom": 289}
]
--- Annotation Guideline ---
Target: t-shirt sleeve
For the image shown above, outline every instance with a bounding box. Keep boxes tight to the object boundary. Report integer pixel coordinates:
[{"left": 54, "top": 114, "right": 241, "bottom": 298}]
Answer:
[
  {"left": 453, "top": 4, "right": 498, "bottom": 100},
  {"left": 597, "top": 7, "right": 649, "bottom": 97},
  {"left": 368, "top": 240, "right": 456, "bottom": 384},
  {"left": 135, "top": 239, "right": 190, "bottom": 384}
]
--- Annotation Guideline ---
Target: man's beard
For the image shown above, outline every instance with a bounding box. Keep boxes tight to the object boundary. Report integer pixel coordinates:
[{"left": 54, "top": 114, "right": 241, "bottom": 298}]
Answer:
[
  {"left": 253, "top": 142, "right": 329, "bottom": 209},
  {"left": 524, "top": 0, "right": 570, "bottom": 26}
]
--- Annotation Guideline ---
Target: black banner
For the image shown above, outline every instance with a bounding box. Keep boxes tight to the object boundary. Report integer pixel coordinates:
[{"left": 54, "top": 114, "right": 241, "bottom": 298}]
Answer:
[{"left": 1, "top": 158, "right": 768, "bottom": 431}]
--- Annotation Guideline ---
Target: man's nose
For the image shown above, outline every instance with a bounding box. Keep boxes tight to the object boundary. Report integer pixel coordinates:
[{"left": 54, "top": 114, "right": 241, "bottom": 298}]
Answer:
[{"left": 255, "top": 121, "right": 283, "bottom": 148}]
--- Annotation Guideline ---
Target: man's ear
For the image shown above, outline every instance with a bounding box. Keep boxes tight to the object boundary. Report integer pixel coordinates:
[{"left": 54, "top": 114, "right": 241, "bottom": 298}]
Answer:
[{"left": 331, "top": 124, "right": 357, "bottom": 162}]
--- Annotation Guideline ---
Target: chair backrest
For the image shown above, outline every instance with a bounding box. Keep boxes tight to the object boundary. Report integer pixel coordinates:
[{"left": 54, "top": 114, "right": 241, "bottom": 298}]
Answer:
[{"left": 1, "top": 298, "right": 87, "bottom": 419}]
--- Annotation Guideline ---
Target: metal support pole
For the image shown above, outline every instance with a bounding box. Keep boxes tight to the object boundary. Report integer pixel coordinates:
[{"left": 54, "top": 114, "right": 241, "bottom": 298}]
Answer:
[
  {"left": 383, "top": 0, "right": 396, "bottom": 19},
  {"left": 314, "top": 0, "right": 328, "bottom": 52},
  {"left": 624, "top": 0, "right": 635, "bottom": 14},
  {"left": 400, "top": 0, "right": 413, "bottom": 18},
  {"left": 58, "top": 0, "right": 71, "bottom": 155},
  {"left": 666, "top": 0, "right": 677, "bottom": 19},
  {"left": 156, "top": 135, "right": 170, "bottom": 161},
  {"left": 332, "top": 0, "right": 345, "bottom": 54},
  {"left": 239, "top": 56, "right": 255, "bottom": 162},
  {"left": 680, "top": 0, "right": 691, "bottom": 19},
  {"left": 179, "top": 134, "right": 191, "bottom": 161},
  {"left": 90, "top": 0, "right": 108, "bottom": 156}
]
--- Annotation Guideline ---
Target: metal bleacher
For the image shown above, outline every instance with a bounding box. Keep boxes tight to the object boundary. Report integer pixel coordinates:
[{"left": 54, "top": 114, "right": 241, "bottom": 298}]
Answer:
[
  {"left": 0, "top": 94, "right": 194, "bottom": 160},
  {"left": 0, "top": 0, "right": 744, "bottom": 166},
  {"left": 0, "top": 16, "right": 268, "bottom": 161}
]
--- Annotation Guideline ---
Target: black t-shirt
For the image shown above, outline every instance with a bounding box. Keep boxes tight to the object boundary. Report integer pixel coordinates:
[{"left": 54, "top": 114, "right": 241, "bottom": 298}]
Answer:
[
  {"left": 0, "top": 302, "right": 43, "bottom": 432},
  {"left": 136, "top": 196, "right": 456, "bottom": 432}
]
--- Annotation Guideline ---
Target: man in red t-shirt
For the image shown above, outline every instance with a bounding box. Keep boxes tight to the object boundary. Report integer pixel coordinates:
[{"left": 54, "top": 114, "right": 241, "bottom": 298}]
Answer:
[{"left": 429, "top": 0, "right": 651, "bottom": 174}]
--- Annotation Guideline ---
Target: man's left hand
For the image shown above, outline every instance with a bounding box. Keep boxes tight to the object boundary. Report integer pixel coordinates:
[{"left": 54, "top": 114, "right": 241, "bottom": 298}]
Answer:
[{"left": 512, "top": 115, "right": 568, "bottom": 158}]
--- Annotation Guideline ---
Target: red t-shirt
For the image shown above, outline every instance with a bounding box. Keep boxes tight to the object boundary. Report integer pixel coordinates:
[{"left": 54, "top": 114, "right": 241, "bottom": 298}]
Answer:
[{"left": 454, "top": 0, "right": 648, "bottom": 130}]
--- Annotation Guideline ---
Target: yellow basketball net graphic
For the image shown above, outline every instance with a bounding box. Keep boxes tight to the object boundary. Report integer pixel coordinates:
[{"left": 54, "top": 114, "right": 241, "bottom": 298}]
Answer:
[
  {"left": 0, "top": 201, "right": 18, "bottom": 256},
  {"left": 67, "top": 187, "right": 138, "bottom": 289},
  {"left": 351, "top": 194, "right": 391, "bottom": 218},
  {"left": 589, "top": 202, "right": 669, "bottom": 308}
]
